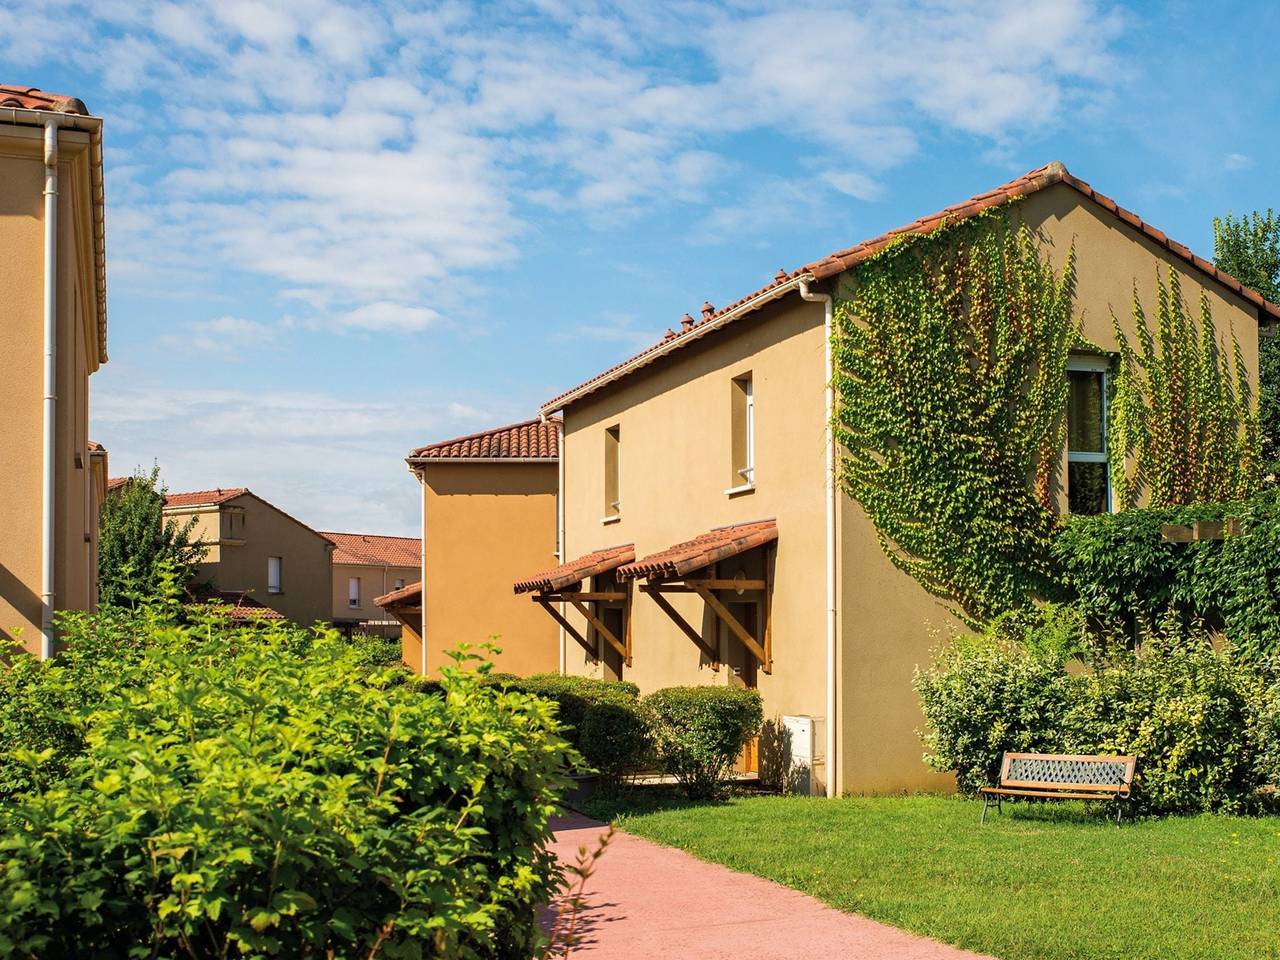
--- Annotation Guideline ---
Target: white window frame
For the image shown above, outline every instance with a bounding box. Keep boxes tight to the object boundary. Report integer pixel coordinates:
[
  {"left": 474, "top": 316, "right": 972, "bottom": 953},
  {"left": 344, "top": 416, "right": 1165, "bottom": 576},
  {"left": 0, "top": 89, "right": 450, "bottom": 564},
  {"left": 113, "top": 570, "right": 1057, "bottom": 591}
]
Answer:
[
  {"left": 394, "top": 578, "right": 405, "bottom": 590},
  {"left": 740, "top": 375, "right": 755, "bottom": 484},
  {"left": 267, "top": 556, "right": 283, "bottom": 594},
  {"left": 348, "top": 576, "right": 361, "bottom": 609},
  {"left": 1066, "top": 356, "right": 1112, "bottom": 514}
]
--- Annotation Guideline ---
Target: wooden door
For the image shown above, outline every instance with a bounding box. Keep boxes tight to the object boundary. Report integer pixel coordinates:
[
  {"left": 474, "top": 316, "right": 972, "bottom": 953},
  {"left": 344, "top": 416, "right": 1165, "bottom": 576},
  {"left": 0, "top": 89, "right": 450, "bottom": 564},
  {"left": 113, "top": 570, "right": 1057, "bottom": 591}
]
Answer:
[
  {"left": 725, "top": 600, "right": 759, "bottom": 773},
  {"left": 600, "top": 604, "right": 625, "bottom": 681}
]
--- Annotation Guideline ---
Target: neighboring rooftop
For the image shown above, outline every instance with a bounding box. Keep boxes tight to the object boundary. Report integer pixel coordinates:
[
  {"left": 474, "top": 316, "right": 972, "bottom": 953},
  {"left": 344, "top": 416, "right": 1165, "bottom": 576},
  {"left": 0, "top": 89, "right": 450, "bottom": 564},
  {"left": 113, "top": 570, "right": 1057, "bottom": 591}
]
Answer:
[
  {"left": 0, "top": 84, "right": 89, "bottom": 114},
  {"left": 408, "top": 417, "right": 559, "bottom": 462},
  {"left": 542, "top": 161, "right": 1280, "bottom": 415},
  {"left": 164, "top": 488, "right": 249, "bottom": 510},
  {"left": 321, "top": 532, "right": 421, "bottom": 567}
]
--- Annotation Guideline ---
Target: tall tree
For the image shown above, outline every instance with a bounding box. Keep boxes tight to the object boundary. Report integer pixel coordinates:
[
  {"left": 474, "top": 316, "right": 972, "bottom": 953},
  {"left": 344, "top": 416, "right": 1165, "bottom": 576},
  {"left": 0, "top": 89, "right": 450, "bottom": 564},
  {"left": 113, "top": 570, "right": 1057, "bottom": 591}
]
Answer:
[
  {"left": 1213, "top": 210, "right": 1280, "bottom": 474},
  {"left": 98, "top": 466, "right": 204, "bottom": 608}
]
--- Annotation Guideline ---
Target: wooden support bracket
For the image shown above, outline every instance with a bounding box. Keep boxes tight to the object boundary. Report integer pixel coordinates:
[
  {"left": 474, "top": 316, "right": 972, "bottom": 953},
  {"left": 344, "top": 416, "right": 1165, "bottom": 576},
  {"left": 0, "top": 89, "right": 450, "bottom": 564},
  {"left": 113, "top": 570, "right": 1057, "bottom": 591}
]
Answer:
[
  {"left": 642, "top": 583, "right": 720, "bottom": 669},
  {"left": 535, "top": 597, "right": 596, "bottom": 661},
  {"left": 567, "top": 597, "right": 631, "bottom": 666},
  {"left": 691, "top": 583, "right": 768, "bottom": 668}
]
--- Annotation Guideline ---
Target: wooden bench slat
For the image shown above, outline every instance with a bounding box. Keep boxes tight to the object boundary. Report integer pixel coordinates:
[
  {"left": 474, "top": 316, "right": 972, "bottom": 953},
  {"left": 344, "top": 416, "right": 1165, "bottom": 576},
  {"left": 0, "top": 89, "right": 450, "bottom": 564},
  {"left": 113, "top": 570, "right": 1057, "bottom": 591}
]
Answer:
[{"left": 980, "top": 751, "right": 1137, "bottom": 825}]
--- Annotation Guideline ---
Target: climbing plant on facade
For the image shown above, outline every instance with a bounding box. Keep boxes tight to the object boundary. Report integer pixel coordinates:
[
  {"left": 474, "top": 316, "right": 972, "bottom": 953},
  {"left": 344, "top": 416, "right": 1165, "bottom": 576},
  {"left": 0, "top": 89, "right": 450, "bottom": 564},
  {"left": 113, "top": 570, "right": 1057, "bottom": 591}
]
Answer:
[
  {"left": 832, "top": 215, "right": 1079, "bottom": 625},
  {"left": 1107, "top": 269, "right": 1262, "bottom": 509}
]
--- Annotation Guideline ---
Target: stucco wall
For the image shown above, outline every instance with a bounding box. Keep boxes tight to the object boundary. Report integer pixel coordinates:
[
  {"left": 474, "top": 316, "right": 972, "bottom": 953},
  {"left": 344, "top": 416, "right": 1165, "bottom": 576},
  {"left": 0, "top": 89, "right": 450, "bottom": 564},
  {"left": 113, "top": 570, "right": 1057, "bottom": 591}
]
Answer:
[
  {"left": 420, "top": 461, "right": 558, "bottom": 676},
  {"left": 331, "top": 561, "right": 418, "bottom": 633}
]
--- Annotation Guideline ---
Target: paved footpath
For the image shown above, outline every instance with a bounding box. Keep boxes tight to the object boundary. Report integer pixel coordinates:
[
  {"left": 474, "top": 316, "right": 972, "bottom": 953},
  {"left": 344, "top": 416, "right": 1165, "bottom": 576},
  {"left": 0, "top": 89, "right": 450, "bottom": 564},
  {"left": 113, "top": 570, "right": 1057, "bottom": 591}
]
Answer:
[{"left": 546, "top": 814, "right": 994, "bottom": 960}]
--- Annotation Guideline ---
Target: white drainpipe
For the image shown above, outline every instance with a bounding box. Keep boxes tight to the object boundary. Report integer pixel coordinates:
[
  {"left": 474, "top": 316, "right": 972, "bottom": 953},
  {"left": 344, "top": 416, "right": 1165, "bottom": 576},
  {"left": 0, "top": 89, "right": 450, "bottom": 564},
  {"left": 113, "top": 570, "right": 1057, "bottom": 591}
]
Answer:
[
  {"left": 799, "top": 278, "right": 837, "bottom": 797},
  {"left": 40, "top": 117, "right": 60, "bottom": 660},
  {"left": 545, "top": 414, "right": 566, "bottom": 675},
  {"left": 418, "top": 466, "right": 428, "bottom": 676}
]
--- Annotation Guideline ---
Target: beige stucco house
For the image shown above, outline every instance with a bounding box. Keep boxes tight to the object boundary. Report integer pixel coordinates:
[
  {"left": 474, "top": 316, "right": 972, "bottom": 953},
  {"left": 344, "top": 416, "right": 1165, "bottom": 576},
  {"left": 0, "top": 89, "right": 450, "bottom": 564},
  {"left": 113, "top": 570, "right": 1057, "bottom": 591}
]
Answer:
[
  {"left": 524, "top": 162, "right": 1277, "bottom": 796},
  {"left": 400, "top": 419, "right": 559, "bottom": 676},
  {"left": 0, "top": 85, "right": 109, "bottom": 658},
  {"left": 164, "top": 488, "right": 335, "bottom": 626},
  {"left": 321, "top": 531, "right": 420, "bottom": 636}
]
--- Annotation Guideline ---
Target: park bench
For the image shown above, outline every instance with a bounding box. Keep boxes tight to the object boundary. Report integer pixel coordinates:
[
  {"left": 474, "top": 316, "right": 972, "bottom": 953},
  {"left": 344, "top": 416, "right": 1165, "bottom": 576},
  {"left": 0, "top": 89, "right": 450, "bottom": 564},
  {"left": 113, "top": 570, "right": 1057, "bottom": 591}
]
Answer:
[{"left": 979, "top": 752, "right": 1136, "bottom": 824}]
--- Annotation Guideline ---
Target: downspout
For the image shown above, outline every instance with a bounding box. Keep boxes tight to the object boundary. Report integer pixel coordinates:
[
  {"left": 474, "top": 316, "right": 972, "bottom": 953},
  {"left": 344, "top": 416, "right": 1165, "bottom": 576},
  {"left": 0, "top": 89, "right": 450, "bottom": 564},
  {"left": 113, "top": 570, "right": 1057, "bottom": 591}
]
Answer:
[
  {"left": 417, "top": 465, "right": 428, "bottom": 676},
  {"left": 799, "top": 278, "right": 836, "bottom": 798},
  {"left": 546, "top": 414, "right": 566, "bottom": 675},
  {"left": 40, "top": 117, "right": 60, "bottom": 661}
]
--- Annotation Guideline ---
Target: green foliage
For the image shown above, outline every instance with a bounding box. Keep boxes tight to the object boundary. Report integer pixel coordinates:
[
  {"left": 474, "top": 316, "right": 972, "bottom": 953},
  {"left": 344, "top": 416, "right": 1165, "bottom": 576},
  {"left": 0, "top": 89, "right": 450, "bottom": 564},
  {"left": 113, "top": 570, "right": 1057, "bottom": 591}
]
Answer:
[
  {"left": 346, "top": 631, "right": 405, "bottom": 670},
  {"left": 917, "top": 608, "right": 1278, "bottom": 815},
  {"left": 832, "top": 215, "right": 1080, "bottom": 624},
  {"left": 0, "top": 607, "right": 574, "bottom": 958},
  {"left": 1051, "top": 490, "right": 1280, "bottom": 658},
  {"left": 97, "top": 466, "right": 204, "bottom": 608},
  {"left": 1108, "top": 269, "right": 1261, "bottom": 508},
  {"left": 644, "top": 686, "right": 762, "bottom": 799},
  {"left": 1212, "top": 209, "right": 1280, "bottom": 475}
]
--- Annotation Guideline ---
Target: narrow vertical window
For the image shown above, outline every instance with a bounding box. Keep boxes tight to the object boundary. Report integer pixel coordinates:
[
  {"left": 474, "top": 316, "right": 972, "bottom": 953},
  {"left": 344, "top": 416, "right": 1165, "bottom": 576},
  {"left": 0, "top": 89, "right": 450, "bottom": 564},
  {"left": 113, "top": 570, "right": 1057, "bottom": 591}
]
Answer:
[
  {"left": 1067, "top": 359, "right": 1110, "bottom": 515},
  {"left": 394, "top": 578, "right": 405, "bottom": 590},
  {"left": 267, "top": 556, "right": 283, "bottom": 593},
  {"left": 604, "top": 425, "right": 621, "bottom": 519},
  {"left": 348, "top": 577, "right": 361, "bottom": 608},
  {"left": 731, "top": 373, "right": 754, "bottom": 488}
]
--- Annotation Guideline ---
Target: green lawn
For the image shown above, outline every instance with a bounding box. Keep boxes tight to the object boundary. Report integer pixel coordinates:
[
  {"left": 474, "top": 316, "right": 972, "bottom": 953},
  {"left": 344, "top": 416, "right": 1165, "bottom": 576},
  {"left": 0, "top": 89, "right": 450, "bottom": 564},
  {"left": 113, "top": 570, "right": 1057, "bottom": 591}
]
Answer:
[{"left": 583, "top": 791, "right": 1280, "bottom": 960}]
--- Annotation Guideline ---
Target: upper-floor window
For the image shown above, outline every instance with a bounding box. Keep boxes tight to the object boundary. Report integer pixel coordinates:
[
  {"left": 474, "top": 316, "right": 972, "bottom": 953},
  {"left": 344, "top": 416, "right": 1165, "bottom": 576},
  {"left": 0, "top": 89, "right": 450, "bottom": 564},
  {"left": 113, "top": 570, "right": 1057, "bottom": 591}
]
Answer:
[
  {"left": 267, "top": 556, "right": 283, "bottom": 594},
  {"left": 730, "top": 373, "right": 755, "bottom": 489},
  {"left": 348, "top": 576, "right": 361, "bottom": 609},
  {"left": 1066, "top": 358, "right": 1110, "bottom": 515},
  {"left": 394, "top": 578, "right": 406, "bottom": 590},
  {"left": 603, "top": 425, "right": 621, "bottom": 519}
]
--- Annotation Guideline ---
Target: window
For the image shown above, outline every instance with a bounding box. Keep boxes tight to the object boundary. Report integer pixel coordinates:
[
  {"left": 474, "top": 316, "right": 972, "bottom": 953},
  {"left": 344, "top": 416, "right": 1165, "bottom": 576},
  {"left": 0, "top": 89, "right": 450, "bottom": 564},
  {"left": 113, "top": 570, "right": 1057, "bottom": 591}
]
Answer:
[
  {"left": 1067, "top": 359, "right": 1110, "bottom": 515},
  {"left": 730, "top": 373, "right": 755, "bottom": 489},
  {"left": 603, "top": 425, "right": 621, "bottom": 519},
  {"left": 348, "top": 577, "right": 361, "bottom": 609},
  {"left": 267, "top": 556, "right": 283, "bottom": 593},
  {"left": 394, "top": 578, "right": 405, "bottom": 590}
]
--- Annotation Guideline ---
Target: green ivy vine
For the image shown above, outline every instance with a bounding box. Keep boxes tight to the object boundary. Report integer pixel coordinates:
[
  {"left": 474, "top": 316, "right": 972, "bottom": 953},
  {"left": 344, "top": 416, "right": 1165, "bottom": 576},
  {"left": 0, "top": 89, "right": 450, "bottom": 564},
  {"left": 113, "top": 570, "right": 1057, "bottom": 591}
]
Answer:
[
  {"left": 1108, "top": 269, "right": 1262, "bottom": 509},
  {"left": 832, "top": 214, "right": 1080, "bottom": 625}
]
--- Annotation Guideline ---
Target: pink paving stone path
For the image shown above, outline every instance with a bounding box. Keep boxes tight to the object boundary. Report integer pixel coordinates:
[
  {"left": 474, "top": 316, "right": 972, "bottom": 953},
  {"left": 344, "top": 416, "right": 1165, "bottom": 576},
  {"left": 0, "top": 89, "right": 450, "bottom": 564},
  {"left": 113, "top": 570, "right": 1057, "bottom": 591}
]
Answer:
[{"left": 545, "top": 814, "right": 994, "bottom": 960}]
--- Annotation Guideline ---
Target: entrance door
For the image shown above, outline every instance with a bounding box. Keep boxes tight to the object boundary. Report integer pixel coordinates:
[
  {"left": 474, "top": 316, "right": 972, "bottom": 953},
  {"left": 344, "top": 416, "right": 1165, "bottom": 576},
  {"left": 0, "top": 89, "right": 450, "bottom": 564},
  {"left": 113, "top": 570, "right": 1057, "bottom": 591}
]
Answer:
[
  {"left": 724, "top": 600, "right": 759, "bottom": 773},
  {"left": 600, "top": 604, "right": 625, "bottom": 682}
]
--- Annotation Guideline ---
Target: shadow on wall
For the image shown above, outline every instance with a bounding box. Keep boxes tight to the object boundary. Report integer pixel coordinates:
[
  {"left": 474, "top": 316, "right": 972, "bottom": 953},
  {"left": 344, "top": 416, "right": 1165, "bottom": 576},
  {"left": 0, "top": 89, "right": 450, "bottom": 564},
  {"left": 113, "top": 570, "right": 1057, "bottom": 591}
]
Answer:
[
  {"left": 759, "top": 717, "right": 805, "bottom": 794},
  {"left": 0, "top": 562, "right": 43, "bottom": 657}
]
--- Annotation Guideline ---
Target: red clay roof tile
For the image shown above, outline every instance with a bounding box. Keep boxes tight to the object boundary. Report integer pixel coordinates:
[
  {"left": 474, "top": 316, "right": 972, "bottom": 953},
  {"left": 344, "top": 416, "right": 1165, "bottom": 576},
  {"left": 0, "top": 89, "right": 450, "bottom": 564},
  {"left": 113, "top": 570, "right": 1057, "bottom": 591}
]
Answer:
[
  {"left": 617, "top": 520, "right": 777, "bottom": 582},
  {"left": 164, "top": 487, "right": 249, "bottom": 509},
  {"left": 320, "top": 531, "right": 421, "bottom": 567},
  {"left": 513, "top": 543, "right": 636, "bottom": 594},
  {"left": 408, "top": 417, "right": 559, "bottom": 461},
  {"left": 542, "top": 161, "right": 1280, "bottom": 415},
  {"left": 0, "top": 84, "right": 89, "bottom": 114}
]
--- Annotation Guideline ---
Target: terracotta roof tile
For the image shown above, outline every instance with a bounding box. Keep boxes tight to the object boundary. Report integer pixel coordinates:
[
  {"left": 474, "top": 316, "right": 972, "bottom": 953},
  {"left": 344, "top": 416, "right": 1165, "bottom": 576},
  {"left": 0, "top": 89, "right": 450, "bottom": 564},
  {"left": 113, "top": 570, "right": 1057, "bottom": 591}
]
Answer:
[
  {"left": 617, "top": 520, "right": 777, "bottom": 582},
  {"left": 164, "top": 487, "right": 249, "bottom": 510},
  {"left": 408, "top": 417, "right": 559, "bottom": 461},
  {"left": 321, "top": 531, "right": 421, "bottom": 567},
  {"left": 186, "top": 587, "right": 285, "bottom": 622},
  {"left": 0, "top": 84, "right": 89, "bottom": 114},
  {"left": 541, "top": 161, "right": 1280, "bottom": 415},
  {"left": 375, "top": 580, "right": 422, "bottom": 608},
  {"left": 513, "top": 543, "right": 635, "bottom": 594}
]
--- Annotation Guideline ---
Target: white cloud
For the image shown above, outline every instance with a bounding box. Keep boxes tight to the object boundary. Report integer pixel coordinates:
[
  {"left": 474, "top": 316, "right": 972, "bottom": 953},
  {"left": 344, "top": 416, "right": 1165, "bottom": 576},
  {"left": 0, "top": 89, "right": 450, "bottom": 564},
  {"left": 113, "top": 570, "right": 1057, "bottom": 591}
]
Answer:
[
  {"left": 1224, "top": 153, "right": 1253, "bottom": 171},
  {"left": 820, "top": 170, "right": 885, "bottom": 202},
  {"left": 335, "top": 302, "right": 441, "bottom": 332},
  {"left": 176, "top": 315, "right": 278, "bottom": 353}
]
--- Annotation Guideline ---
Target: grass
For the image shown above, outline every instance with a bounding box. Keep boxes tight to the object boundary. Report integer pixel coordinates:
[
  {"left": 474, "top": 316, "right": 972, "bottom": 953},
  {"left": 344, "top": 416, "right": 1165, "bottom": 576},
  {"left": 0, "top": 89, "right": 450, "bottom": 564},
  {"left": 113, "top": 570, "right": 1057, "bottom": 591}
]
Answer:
[{"left": 582, "top": 790, "right": 1280, "bottom": 960}]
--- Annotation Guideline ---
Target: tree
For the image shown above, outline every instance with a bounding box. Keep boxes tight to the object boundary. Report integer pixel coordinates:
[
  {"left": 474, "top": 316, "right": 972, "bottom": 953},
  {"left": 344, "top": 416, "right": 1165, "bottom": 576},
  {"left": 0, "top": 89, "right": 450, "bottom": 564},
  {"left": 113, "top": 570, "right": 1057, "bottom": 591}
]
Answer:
[
  {"left": 1213, "top": 210, "right": 1280, "bottom": 474},
  {"left": 98, "top": 466, "right": 203, "bottom": 607}
]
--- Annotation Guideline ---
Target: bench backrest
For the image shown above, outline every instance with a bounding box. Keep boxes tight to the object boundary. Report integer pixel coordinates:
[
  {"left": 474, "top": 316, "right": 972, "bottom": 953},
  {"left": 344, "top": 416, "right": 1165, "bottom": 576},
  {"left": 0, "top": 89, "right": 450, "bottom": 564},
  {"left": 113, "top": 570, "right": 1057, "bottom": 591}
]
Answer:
[{"left": 999, "top": 752, "right": 1136, "bottom": 792}]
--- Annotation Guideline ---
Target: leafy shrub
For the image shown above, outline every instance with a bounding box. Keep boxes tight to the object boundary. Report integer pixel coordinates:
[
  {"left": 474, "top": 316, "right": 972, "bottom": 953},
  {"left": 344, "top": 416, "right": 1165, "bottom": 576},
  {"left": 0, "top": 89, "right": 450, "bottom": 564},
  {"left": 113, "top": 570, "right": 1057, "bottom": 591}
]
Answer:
[
  {"left": 346, "top": 631, "right": 404, "bottom": 669},
  {"left": 1052, "top": 491, "right": 1280, "bottom": 657},
  {"left": 0, "top": 607, "right": 574, "bottom": 958},
  {"left": 644, "top": 686, "right": 763, "bottom": 799},
  {"left": 918, "top": 608, "right": 1278, "bottom": 815}
]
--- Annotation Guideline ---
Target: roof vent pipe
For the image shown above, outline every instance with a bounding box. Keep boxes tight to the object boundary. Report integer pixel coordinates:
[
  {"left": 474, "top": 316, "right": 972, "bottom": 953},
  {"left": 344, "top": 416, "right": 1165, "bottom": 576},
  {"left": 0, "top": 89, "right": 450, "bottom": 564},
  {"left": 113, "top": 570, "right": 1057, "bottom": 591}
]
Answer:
[{"left": 40, "top": 115, "right": 60, "bottom": 660}]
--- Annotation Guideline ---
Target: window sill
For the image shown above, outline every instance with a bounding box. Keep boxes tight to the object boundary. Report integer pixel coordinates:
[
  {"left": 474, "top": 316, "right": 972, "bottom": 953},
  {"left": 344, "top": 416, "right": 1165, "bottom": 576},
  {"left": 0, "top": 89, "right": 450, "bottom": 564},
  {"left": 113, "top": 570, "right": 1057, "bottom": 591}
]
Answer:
[
  {"left": 601, "top": 514, "right": 622, "bottom": 525},
  {"left": 724, "top": 482, "right": 756, "bottom": 497}
]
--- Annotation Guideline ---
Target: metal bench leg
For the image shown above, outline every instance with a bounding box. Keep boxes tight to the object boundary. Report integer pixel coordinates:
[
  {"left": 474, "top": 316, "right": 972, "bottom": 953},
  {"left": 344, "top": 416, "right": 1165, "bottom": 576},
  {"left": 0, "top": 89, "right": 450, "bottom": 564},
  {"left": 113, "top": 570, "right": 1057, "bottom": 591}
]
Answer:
[{"left": 981, "top": 794, "right": 990, "bottom": 825}]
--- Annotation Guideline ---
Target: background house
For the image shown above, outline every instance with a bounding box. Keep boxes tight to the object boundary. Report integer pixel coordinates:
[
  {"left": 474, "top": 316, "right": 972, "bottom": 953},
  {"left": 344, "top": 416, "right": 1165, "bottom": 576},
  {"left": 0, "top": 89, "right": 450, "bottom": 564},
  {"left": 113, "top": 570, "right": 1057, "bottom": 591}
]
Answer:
[
  {"left": 529, "top": 162, "right": 1275, "bottom": 796},
  {"left": 320, "top": 531, "right": 420, "bottom": 637},
  {"left": 164, "top": 488, "right": 334, "bottom": 626},
  {"left": 0, "top": 86, "right": 108, "bottom": 658},
  {"left": 404, "top": 419, "right": 559, "bottom": 676}
]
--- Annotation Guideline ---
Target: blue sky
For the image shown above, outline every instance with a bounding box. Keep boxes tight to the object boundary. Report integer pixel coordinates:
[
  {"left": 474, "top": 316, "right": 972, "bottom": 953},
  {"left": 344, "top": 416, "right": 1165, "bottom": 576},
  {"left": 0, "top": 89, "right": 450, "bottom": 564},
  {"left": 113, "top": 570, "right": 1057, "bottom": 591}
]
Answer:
[{"left": 4, "top": 0, "right": 1279, "bottom": 536}]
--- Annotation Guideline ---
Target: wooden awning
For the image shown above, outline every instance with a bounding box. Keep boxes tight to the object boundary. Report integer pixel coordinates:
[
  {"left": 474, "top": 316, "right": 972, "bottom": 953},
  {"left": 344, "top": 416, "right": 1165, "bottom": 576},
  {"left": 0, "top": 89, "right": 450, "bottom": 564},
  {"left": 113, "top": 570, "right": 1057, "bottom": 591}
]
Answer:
[
  {"left": 375, "top": 580, "right": 421, "bottom": 609},
  {"left": 513, "top": 543, "right": 635, "bottom": 594},
  {"left": 620, "top": 520, "right": 776, "bottom": 673}
]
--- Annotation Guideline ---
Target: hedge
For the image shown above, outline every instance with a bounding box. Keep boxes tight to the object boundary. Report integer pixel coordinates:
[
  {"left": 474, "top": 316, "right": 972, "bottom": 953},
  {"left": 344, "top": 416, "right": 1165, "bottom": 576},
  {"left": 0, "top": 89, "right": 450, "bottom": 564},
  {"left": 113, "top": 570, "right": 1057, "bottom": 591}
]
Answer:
[
  {"left": 0, "top": 603, "right": 574, "bottom": 958},
  {"left": 644, "top": 686, "right": 763, "bottom": 799}
]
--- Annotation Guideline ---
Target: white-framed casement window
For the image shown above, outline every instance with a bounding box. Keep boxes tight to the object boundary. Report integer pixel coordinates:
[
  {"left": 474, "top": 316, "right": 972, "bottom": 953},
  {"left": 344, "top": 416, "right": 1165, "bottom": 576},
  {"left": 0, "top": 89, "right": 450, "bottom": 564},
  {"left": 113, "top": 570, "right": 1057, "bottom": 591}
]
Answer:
[
  {"left": 267, "top": 556, "right": 283, "bottom": 594},
  {"left": 729, "top": 373, "right": 755, "bottom": 492},
  {"left": 394, "top": 578, "right": 405, "bottom": 590},
  {"left": 348, "top": 576, "right": 361, "bottom": 609},
  {"left": 603, "top": 425, "right": 621, "bottom": 521},
  {"left": 1066, "top": 357, "right": 1111, "bottom": 515}
]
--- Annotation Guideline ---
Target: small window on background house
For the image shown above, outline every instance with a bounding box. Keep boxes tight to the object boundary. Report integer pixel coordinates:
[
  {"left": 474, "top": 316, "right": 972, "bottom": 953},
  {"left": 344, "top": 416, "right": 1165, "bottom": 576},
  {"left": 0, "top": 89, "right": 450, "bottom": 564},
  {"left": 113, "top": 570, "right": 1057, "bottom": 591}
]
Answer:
[
  {"left": 1067, "top": 361, "right": 1110, "bottom": 515},
  {"left": 394, "top": 578, "right": 405, "bottom": 590},
  {"left": 267, "top": 556, "right": 283, "bottom": 593},
  {"left": 348, "top": 577, "right": 361, "bottom": 608},
  {"left": 604, "top": 425, "right": 621, "bottom": 518},
  {"left": 731, "top": 373, "right": 754, "bottom": 488}
]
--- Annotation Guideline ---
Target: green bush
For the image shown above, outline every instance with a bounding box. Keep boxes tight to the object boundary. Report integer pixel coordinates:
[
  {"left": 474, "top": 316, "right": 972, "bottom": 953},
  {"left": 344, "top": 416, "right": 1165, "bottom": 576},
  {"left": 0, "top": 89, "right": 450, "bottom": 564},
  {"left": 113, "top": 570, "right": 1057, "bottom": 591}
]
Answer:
[
  {"left": 918, "top": 608, "right": 1278, "bottom": 815},
  {"left": 346, "top": 631, "right": 404, "bottom": 670},
  {"left": 1051, "top": 490, "right": 1280, "bottom": 657},
  {"left": 0, "top": 607, "right": 574, "bottom": 958},
  {"left": 644, "top": 686, "right": 763, "bottom": 799}
]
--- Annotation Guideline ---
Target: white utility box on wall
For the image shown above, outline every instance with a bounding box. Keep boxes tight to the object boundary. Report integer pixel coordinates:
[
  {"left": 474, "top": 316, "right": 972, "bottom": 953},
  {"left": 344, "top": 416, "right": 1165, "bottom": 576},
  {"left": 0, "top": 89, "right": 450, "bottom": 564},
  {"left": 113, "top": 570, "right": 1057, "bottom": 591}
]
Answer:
[{"left": 781, "top": 715, "right": 826, "bottom": 795}]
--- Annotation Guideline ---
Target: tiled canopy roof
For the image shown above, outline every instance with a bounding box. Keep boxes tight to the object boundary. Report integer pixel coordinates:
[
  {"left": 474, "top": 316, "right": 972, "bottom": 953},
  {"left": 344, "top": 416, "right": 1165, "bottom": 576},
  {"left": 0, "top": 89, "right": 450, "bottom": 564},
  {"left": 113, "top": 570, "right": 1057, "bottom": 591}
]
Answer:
[
  {"left": 617, "top": 520, "right": 777, "bottom": 582},
  {"left": 375, "top": 580, "right": 422, "bottom": 608},
  {"left": 107, "top": 476, "right": 128, "bottom": 491},
  {"left": 541, "top": 161, "right": 1280, "bottom": 416},
  {"left": 0, "top": 84, "right": 89, "bottom": 114},
  {"left": 321, "top": 531, "right": 421, "bottom": 567},
  {"left": 408, "top": 417, "right": 559, "bottom": 462},
  {"left": 164, "top": 488, "right": 248, "bottom": 510},
  {"left": 186, "top": 587, "right": 284, "bottom": 622},
  {"left": 514, "top": 543, "right": 635, "bottom": 594}
]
